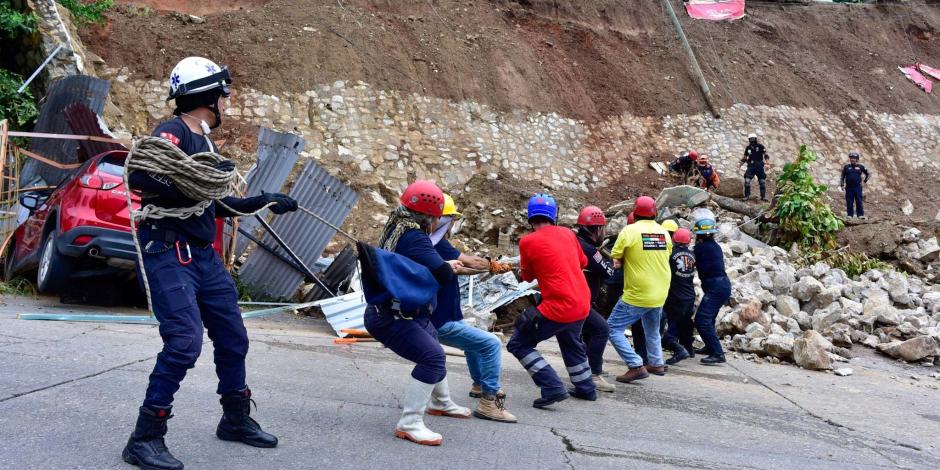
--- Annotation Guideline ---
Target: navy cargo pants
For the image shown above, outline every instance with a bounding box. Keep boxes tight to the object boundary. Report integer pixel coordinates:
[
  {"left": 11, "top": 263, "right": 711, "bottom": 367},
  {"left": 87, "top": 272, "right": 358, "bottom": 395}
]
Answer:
[
  {"left": 845, "top": 185, "right": 864, "bottom": 217},
  {"left": 507, "top": 307, "right": 595, "bottom": 398},
  {"left": 363, "top": 305, "right": 447, "bottom": 385},
  {"left": 141, "top": 238, "right": 248, "bottom": 409}
]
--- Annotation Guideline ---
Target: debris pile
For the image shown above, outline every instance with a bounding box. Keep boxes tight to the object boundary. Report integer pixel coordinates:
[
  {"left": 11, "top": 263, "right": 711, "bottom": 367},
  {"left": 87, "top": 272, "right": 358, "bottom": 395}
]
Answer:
[{"left": 715, "top": 234, "right": 940, "bottom": 369}]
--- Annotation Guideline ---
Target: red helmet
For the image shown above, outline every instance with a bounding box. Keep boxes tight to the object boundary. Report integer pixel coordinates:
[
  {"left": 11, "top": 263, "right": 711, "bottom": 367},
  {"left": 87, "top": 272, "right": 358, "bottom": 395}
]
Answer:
[
  {"left": 627, "top": 211, "right": 635, "bottom": 225},
  {"left": 673, "top": 228, "right": 692, "bottom": 245},
  {"left": 400, "top": 180, "right": 445, "bottom": 217},
  {"left": 577, "top": 206, "right": 606, "bottom": 226},
  {"left": 688, "top": 150, "right": 699, "bottom": 161},
  {"left": 634, "top": 196, "right": 656, "bottom": 218}
]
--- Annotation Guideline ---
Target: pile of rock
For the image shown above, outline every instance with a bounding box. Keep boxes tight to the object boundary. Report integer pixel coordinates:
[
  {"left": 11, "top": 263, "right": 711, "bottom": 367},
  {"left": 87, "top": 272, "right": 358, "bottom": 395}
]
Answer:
[{"left": 715, "top": 240, "right": 940, "bottom": 370}]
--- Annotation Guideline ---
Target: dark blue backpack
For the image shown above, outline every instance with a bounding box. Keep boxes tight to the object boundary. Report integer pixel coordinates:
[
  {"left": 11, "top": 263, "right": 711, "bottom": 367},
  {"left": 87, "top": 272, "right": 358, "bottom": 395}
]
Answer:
[{"left": 357, "top": 241, "right": 439, "bottom": 317}]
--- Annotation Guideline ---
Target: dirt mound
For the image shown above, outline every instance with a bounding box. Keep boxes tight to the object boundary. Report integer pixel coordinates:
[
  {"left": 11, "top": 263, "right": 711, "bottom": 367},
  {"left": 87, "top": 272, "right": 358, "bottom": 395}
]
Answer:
[
  {"left": 117, "top": 1, "right": 272, "bottom": 16},
  {"left": 88, "top": 0, "right": 940, "bottom": 120}
]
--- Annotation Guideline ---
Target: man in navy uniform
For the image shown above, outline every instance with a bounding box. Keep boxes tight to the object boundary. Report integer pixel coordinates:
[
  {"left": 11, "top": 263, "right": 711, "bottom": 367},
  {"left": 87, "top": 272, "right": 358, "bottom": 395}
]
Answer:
[
  {"left": 840, "top": 151, "right": 870, "bottom": 219},
  {"left": 122, "top": 56, "right": 297, "bottom": 470},
  {"left": 741, "top": 133, "right": 769, "bottom": 201}
]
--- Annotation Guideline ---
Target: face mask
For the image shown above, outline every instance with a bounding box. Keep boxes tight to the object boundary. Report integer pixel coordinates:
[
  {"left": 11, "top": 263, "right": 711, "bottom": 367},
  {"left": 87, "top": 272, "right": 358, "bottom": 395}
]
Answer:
[{"left": 430, "top": 216, "right": 453, "bottom": 246}]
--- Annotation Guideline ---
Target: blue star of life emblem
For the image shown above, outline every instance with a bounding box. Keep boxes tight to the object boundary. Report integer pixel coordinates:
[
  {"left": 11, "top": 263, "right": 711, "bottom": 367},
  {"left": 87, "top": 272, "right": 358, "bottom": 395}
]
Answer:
[
  {"left": 206, "top": 63, "right": 217, "bottom": 73},
  {"left": 171, "top": 73, "right": 180, "bottom": 86}
]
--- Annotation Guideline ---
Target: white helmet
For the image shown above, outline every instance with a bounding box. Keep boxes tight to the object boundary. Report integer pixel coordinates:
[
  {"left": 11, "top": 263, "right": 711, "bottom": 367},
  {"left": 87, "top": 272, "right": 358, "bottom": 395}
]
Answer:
[
  {"left": 747, "top": 133, "right": 758, "bottom": 140},
  {"left": 167, "top": 57, "right": 231, "bottom": 101}
]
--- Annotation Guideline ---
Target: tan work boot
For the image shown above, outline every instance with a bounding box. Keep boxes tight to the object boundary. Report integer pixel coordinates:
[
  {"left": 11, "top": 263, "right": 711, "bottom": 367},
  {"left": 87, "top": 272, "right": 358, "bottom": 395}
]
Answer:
[
  {"left": 592, "top": 374, "right": 616, "bottom": 392},
  {"left": 473, "top": 394, "right": 517, "bottom": 423},
  {"left": 616, "top": 366, "right": 650, "bottom": 383}
]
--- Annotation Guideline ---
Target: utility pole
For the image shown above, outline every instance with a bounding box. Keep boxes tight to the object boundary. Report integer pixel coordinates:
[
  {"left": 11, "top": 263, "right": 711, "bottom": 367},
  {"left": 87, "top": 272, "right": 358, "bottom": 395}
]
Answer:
[{"left": 661, "top": 0, "right": 721, "bottom": 118}]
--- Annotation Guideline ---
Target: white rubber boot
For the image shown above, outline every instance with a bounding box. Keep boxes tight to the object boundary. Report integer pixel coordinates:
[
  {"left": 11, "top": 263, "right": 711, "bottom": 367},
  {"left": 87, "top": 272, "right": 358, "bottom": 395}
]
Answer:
[
  {"left": 395, "top": 379, "right": 442, "bottom": 446},
  {"left": 427, "top": 378, "right": 472, "bottom": 419}
]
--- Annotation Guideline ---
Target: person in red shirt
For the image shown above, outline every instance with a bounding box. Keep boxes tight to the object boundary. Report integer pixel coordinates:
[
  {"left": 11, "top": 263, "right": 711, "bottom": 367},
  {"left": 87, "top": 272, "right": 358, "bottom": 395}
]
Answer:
[{"left": 507, "top": 194, "right": 597, "bottom": 409}]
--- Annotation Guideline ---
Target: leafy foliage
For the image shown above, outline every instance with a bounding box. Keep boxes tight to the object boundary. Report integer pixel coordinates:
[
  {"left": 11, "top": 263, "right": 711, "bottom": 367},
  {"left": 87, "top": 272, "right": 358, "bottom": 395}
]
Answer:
[
  {"left": 0, "top": 277, "right": 37, "bottom": 297},
  {"left": 0, "top": 69, "right": 38, "bottom": 129},
  {"left": 774, "top": 145, "right": 844, "bottom": 250},
  {"left": 58, "top": 0, "right": 113, "bottom": 25},
  {"left": 0, "top": 3, "right": 37, "bottom": 39},
  {"left": 796, "top": 250, "right": 891, "bottom": 280}
]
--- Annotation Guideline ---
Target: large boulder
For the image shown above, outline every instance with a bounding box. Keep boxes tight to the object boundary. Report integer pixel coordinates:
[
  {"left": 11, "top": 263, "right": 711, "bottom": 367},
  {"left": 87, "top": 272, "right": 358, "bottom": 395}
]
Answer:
[
  {"left": 790, "top": 276, "right": 824, "bottom": 302},
  {"left": 792, "top": 330, "right": 833, "bottom": 370},
  {"left": 728, "top": 300, "right": 770, "bottom": 334},
  {"left": 884, "top": 272, "right": 911, "bottom": 305},
  {"left": 878, "top": 336, "right": 940, "bottom": 362},
  {"left": 811, "top": 304, "right": 845, "bottom": 334},
  {"left": 830, "top": 324, "right": 854, "bottom": 348},
  {"left": 764, "top": 334, "right": 795, "bottom": 360},
  {"left": 775, "top": 295, "right": 801, "bottom": 318},
  {"left": 863, "top": 293, "right": 899, "bottom": 326},
  {"left": 772, "top": 267, "right": 797, "bottom": 295},
  {"left": 812, "top": 287, "right": 843, "bottom": 309}
]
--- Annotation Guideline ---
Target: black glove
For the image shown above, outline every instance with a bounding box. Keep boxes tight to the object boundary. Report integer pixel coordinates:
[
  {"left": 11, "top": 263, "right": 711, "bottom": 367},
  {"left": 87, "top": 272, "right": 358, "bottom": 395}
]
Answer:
[
  {"left": 213, "top": 160, "right": 236, "bottom": 173},
  {"left": 262, "top": 191, "right": 298, "bottom": 214}
]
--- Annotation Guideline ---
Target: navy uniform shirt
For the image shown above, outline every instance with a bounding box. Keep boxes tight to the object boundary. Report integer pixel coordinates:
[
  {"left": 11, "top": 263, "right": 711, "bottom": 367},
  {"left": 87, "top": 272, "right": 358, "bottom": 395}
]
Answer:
[
  {"left": 694, "top": 237, "right": 726, "bottom": 281},
  {"left": 576, "top": 229, "right": 615, "bottom": 305},
  {"left": 666, "top": 245, "right": 696, "bottom": 303},
  {"left": 430, "top": 238, "right": 463, "bottom": 329},
  {"left": 840, "top": 163, "right": 870, "bottom": 188},
  {"left": 129, "top": 117, "right": 265, "bottom": 244},
  {"left": 743, "top": 143, "right": 768, "bottom": 168}
]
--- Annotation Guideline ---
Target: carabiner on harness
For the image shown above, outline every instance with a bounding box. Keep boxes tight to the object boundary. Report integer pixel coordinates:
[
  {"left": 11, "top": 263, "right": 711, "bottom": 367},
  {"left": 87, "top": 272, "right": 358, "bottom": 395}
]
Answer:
[{"left": 175, "top": 241, "right": 193, "bottom": 266}]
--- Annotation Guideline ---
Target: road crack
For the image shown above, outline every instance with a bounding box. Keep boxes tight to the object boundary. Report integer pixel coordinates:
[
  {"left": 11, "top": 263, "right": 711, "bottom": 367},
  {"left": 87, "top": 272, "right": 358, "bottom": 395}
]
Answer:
[{"left": 0, "top": 355, "right": 155, "bottom": 403}]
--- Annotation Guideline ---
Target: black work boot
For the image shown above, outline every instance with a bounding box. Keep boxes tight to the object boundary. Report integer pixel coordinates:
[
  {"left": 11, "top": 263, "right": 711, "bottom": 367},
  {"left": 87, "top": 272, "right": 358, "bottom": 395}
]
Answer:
[
  {"left": 217, "top": 388, "right": 278, "bottom": 448},
  {"left": 122, "top": 406, "right": 184, "bottom": 470}
]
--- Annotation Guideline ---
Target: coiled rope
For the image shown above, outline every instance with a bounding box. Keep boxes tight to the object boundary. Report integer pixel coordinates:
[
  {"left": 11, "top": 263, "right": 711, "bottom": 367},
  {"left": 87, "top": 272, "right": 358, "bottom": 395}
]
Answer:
[{"left": 123, "top": 136, "right": 273, "bottom": 314}]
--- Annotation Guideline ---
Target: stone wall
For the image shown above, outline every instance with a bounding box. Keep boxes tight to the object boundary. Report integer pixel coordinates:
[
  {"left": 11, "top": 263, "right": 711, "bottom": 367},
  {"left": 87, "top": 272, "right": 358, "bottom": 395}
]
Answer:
[{"left": 106, "top": 74, "right": 940, "bottom": 207}]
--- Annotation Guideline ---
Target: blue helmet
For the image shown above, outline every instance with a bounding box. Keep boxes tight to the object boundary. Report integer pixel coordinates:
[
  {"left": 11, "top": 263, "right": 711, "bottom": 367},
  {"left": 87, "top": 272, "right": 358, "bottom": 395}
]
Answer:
[
  {"left": 692, "top": 207, "right": 718, "bottom": 234},
  {"left": 527, "top": 193, "right": 557, "bottom": 223}
]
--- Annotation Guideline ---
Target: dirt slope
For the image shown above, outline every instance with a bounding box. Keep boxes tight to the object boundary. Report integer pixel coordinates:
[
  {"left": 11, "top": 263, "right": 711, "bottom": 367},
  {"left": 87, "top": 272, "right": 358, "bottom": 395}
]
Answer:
[{"left": 85, "top": 0, "right": 940, "bottom": 121}]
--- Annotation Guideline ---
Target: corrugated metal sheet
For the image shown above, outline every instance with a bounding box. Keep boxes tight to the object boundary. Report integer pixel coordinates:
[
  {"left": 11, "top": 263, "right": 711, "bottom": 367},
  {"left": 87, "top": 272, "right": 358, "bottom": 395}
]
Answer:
[
  {"left": 21, "top": 75, "right": 110, "bottom": 187},
  {"left": 238, "top": 160, "right": 359, "bottom": 299},
  {"left": 317, "top": 292, "right": 367, "bottom": 337},
  {"left": 459, "top": 273, "right": 538, "bottom": 315},
  {"left": 64, "top": 102, "right": 125, "bottom": 157},
  {"left": 234, "top": 127, "right": 303, "bottom": 254}
]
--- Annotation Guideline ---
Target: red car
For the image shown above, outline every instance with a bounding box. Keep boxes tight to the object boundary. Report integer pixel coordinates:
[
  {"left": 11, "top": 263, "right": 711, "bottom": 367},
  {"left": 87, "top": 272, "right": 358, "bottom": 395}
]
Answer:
[{"left": 3, "top": 150, "right": 141, "bottom": 294}]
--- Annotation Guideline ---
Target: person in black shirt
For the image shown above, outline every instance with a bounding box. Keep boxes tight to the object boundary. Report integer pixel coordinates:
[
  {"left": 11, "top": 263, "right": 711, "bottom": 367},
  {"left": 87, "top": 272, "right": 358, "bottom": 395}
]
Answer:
[
  {"left": 741, "top": 133, "right": 769, "bottom": 201},
  {"left": 574, "top": 206, "right": 616, "bottom": 393},
  {"left": 663, "top": 228, "right": 697, "bottom": 365},
  {"left": 123, "top": 57, "right": 296, "bottom": 470},
  {"left": 840, "top": 151, "right": 870, "bottom": 218},
  {"left": 691, "top": 209, "right": 731, "bottom": 365}
]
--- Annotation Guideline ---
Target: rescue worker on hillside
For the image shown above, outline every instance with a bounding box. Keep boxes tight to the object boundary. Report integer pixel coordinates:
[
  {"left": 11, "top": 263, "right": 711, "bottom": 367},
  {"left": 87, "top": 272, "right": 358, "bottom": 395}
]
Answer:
[
  {"left": 574, "top": 206, "right": 616, "bottom": 393},
  {"left": 741, "top": 133, "right": 769, "bottom": 201},
  {"left": 691, "top": 208, "right": 732, "bottom": 365},
  {"left": 606, "top": 196, "right": 672, "bottom": 383},
  {"left": 430, "top": 194, "right": 518, "bottom": 423},
  {"left": 366, "top": 181, "right": 471, "bottom": 446},
  {"left": 695, "top": 155, "right": 720, "bottom": 193},
  {"left": 123, "top": 57, "right": 297, "bottom": 470},
  {"left": 663, "top": 228, "right": 697, "bottom": 365},
  {"left": 669, "top": 150, "right": 699, "bottom": 176},
  {"left": 840, "top": 151, "right": 870, "bottom": 219},
  {"left": 507, "top": 194, "right": 596, "bottom": 408}
]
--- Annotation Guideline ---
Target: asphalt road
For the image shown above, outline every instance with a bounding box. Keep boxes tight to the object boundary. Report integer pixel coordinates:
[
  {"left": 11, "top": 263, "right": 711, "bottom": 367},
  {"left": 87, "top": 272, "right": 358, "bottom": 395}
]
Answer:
[{"left": 1, "top": 296, "right": 938, "bottom": 469}]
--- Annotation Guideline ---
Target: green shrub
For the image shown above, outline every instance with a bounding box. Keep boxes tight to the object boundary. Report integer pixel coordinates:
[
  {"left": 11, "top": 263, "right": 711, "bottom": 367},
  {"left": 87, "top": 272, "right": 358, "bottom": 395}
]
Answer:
[
  {"left": 774, "top": 145, "right": 844, "bottom": 250},
  {"left": 797, "top": 250, "right": 891, "bottom": 280},
  {"left": 0, "top": 69, "right": 38, "bottom": 129},
  {"left": 58, "top": 0, "right": 114, "bottom": 25},
  {"left": 0, "top": 3, "right": 37, "bottom": 39}
]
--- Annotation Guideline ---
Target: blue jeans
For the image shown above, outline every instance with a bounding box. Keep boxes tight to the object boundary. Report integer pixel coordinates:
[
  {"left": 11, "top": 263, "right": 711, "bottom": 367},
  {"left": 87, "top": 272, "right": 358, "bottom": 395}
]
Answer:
[
  {"left": 607, "top": 300, "right": 664, "bottom": 368},
  {"left": 437, "top": 320, "right": 502, "bottom": 395}
]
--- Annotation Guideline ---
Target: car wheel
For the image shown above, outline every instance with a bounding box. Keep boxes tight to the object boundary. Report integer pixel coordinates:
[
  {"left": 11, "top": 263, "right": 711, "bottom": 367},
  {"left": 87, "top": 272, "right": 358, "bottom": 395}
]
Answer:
[{"left": 37, "top": 232, "right": 73, "bottom": 294}]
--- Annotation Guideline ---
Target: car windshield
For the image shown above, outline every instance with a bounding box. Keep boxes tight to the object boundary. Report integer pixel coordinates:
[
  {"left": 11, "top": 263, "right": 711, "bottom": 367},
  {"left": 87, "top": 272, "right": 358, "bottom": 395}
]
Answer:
[{"left": 98, "top": 154, "right": 126, "bottom": 177}]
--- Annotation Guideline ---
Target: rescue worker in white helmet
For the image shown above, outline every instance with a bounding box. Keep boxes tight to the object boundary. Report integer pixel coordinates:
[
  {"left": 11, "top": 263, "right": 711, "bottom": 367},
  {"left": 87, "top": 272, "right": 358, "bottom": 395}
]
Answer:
[{"left": 122, "top": 57, "right": 296, "bottom": 470}]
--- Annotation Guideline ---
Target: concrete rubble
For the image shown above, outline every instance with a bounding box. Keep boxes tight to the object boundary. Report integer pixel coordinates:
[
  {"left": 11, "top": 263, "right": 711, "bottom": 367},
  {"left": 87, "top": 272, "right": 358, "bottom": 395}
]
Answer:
[{"left": 640, "top": 188, "right": 940, "bottom": 370}]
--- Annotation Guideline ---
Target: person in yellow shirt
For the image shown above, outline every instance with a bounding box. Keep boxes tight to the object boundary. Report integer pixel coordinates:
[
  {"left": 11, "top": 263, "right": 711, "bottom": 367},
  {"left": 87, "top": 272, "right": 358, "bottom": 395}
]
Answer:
[{"left": 607, "top": 196, "right": 672, "bottom": 383}]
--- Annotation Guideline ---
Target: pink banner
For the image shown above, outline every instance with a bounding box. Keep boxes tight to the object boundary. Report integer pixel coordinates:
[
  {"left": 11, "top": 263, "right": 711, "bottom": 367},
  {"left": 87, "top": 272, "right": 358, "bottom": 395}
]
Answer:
[
  {"left": 686, "top": 0, "right": 745, "bottom": 21},
  {"left": 917, "top": 63, "right": 940, "bottom": 82},
  {"left": 899, "top": 65, "right": 933, "bottom": 93}
]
